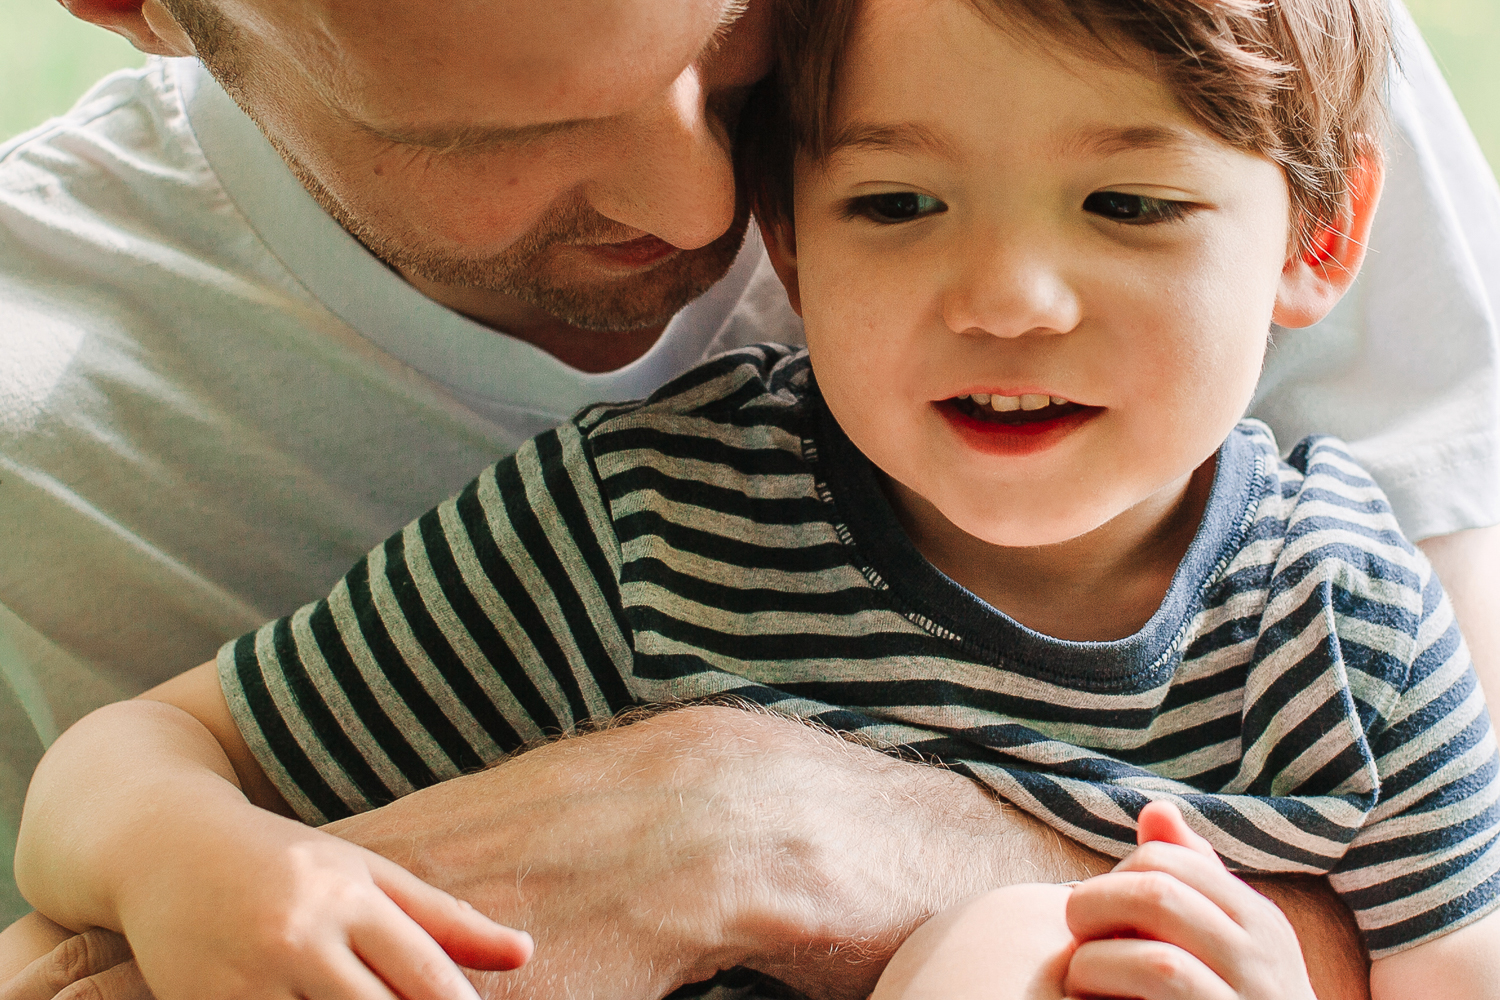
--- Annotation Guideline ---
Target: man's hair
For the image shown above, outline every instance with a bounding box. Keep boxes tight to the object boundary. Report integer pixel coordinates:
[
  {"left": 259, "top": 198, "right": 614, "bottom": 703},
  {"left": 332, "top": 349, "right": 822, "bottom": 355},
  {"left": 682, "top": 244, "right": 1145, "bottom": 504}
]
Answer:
[{"left": 742, "top": 0, "right": 1392, "bottom": 255}]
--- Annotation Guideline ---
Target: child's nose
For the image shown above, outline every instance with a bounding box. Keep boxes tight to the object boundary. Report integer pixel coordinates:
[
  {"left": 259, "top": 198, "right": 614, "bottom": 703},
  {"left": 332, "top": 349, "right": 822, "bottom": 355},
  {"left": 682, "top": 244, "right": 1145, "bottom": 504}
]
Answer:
[{"left": 939, "top": 245, "right": 1082, "bottom": 340}]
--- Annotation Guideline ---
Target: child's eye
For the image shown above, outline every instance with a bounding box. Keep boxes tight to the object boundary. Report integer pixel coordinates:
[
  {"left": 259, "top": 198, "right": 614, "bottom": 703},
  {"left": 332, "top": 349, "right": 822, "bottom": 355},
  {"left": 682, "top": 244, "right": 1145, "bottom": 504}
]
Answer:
[
  {"left": 845, "top": 192, "right": 947, "bottom": 224},
  {"left": 1083, "top": 191, "right": 1189, "bottom": 224}
]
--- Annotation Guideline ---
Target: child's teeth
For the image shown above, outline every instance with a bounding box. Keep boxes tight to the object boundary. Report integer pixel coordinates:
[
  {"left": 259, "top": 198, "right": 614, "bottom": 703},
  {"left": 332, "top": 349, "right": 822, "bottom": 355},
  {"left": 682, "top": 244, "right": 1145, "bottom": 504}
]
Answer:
[
  {"left": 1051, "top": 395, "right": 1068, "bottom": 405},
  {"left": 1020, "top": 394, "right": 1050, "bottom": 410},
  {"left": 991, "top": 395, "right": 1021, "bottom": 412},
  {"left": 972, "top": 393, "right": 991, "bottom": 404}
]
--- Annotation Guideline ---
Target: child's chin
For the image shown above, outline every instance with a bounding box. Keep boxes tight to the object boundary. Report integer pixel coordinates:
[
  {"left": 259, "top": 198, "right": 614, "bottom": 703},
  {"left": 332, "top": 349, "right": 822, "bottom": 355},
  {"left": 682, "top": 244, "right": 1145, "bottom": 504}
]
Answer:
[{"left": 953, "top": 511, "right": 1111, "bottom": 550}]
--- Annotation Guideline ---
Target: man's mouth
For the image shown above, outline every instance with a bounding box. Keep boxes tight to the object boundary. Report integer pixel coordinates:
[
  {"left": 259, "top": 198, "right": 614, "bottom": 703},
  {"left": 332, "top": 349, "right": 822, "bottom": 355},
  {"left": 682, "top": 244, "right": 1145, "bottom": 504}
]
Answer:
[
  {"left": 579, "top": 235, "right": 681, "bottom": 268},
  {"left": 948, "top": 392, "right": 1089, "bottom": 424}
]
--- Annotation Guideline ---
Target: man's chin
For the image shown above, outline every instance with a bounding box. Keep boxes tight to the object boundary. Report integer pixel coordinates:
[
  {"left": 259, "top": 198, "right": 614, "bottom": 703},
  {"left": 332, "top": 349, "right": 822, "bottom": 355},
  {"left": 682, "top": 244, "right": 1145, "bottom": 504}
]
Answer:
[{"left": 413, "top": 217, "right": 750, "bottom": 334}]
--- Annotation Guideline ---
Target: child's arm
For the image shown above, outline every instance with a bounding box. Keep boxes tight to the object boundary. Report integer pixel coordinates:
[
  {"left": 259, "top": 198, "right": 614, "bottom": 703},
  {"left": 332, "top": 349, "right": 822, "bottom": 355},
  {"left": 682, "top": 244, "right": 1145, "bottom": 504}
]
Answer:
[
  {"left": 867, "top": 882, "right": 1077, "bottom": 1000},
  {"left": 13, "top": 662, "right": 532, "bottom": 1000}
]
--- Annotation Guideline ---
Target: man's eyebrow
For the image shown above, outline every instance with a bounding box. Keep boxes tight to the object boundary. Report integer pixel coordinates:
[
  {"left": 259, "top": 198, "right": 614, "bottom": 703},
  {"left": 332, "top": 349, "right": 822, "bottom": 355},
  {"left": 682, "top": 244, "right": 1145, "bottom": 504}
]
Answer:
[
  {"left": 826, "top": 121, "right": 958, "bottom": 160},
  {"left": 1061, "top": 124, "right": 1209, "bottom": 158}
]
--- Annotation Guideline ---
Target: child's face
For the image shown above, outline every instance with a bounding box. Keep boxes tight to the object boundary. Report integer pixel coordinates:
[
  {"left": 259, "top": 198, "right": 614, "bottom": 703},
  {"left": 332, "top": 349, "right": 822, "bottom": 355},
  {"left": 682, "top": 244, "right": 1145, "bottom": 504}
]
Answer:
[{"left": 789, "top": 0, "right": 1297, "bottom": 548}]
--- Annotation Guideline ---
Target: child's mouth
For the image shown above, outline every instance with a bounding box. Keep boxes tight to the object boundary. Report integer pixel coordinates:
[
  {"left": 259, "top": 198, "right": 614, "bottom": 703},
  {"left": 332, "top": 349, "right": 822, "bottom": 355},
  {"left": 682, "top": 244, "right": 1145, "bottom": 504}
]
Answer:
[
  {"left": 937, "top": 392, "right": 1101, "bottom": 457},
  {"left": 947, "top": 392, "right": 1088, "bottom": 425}
]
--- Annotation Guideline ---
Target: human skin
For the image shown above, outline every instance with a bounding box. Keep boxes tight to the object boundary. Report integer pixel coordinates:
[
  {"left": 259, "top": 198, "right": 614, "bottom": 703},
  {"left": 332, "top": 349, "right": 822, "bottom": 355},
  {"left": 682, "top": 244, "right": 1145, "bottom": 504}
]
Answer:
[
  {"left": 7, "top": 696, "right": 1372, "bottom": 1000},
  {"left": 4, "top": 0, "right": 1493, "bottom": 996}
]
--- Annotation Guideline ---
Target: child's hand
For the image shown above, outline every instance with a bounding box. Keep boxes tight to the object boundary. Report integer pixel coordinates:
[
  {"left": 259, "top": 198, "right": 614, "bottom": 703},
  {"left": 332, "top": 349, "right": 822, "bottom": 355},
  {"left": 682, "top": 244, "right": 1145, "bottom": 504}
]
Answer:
[
  {"left": 1062, "top": 801, "right": 1316, "bottom": 1000},
  {"left": 118, "top": 809, "right": 532, "bottom": 1000}
]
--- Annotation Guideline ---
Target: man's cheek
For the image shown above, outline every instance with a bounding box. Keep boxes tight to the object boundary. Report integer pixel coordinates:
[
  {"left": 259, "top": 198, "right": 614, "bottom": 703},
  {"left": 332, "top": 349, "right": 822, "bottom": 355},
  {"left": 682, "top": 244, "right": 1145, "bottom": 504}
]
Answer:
[{"left": 361, "top": 162, "right": 569, "bottom": 253}]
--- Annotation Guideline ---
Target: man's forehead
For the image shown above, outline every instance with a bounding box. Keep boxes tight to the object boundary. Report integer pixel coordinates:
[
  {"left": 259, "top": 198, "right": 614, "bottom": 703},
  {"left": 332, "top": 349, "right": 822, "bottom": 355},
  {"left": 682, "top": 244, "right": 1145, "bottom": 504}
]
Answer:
[{"left": 229, "top": 0, "right": 740, "bottom": 131}]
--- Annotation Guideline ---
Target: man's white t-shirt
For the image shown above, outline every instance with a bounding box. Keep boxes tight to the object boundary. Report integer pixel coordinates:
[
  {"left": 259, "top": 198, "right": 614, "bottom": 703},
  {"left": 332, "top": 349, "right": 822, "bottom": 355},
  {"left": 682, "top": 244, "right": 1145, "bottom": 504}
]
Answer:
[{"left": 0, "top": 3, "right": 1496, "bottom": 922}]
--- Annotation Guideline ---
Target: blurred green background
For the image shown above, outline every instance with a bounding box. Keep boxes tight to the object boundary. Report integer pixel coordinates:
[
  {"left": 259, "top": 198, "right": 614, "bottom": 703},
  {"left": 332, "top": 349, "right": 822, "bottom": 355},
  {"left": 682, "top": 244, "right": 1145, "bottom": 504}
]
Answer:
[{"left": 0, "top": 0, "right": 1497, "bottom": 170}]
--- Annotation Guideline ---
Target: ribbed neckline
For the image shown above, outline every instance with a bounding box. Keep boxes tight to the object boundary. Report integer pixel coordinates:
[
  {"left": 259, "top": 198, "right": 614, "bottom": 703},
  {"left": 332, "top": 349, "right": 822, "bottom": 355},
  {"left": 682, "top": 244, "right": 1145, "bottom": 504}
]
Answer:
[{"left": 808, "top": 384, "right": 1266, "bottom": 693}]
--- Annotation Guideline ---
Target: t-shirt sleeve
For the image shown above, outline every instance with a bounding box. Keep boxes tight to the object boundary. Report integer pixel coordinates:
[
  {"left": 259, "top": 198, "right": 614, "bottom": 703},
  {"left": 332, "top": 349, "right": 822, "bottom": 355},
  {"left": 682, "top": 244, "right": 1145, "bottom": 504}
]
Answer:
[
  {"left": 217, "top": 425, "right": 637, "bottom": 825},
  {"left": 1326, "top": 540, "right": 1500, "bottom": 958}
]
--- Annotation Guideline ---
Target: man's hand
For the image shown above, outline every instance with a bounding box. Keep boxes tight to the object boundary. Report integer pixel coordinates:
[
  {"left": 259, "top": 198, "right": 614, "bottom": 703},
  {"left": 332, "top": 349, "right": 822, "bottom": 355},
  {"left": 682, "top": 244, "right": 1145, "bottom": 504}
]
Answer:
[{"left": 0, "top": 921, "right": 143, "bottom": 1000}]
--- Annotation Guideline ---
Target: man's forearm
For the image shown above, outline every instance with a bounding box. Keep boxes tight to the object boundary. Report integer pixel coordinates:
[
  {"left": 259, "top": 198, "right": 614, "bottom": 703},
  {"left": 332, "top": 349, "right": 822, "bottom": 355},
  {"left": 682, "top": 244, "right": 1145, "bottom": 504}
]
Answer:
[
  {"left": 320, "top": 705, "right": 1105, "bottom": 1000},
  {"left": 323, "top": 705, "right": 1367, "bottom": 1000}
]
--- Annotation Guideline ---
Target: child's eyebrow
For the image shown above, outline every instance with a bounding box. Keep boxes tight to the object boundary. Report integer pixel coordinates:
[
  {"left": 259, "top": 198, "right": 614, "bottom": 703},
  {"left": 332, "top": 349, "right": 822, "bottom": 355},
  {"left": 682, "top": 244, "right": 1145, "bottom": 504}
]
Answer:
[
  {"left": 1061, "top": 124, "right": 1208, "bottom": 158},
  {"left": 826, "top": 121, "right": 958, "bottom": 160}
]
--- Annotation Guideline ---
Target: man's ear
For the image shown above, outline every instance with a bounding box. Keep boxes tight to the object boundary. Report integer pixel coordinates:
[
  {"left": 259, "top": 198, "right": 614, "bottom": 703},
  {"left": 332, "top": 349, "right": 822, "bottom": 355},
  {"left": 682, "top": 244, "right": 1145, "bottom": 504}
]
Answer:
[
  {"left": 1272, "top": 156, "right": 1384, "bottom": 330},
  {"left": 757, "top": 214, "right": 803, "bottom": 317},
  {"left": 60, "top": 0, "right": 197, "bottom": 57}
]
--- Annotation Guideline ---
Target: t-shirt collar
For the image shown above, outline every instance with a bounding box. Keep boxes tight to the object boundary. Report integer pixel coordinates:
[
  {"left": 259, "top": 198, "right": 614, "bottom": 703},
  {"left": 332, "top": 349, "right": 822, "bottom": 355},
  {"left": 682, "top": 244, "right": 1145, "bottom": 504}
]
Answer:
[{"left": 810, "top": 386, "right": 1269, "bottom": 691}]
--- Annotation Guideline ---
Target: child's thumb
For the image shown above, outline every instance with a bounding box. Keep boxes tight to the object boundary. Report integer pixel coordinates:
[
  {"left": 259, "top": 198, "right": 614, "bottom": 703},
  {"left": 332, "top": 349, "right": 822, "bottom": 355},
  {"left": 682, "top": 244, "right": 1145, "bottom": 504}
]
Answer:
[
  {"left": 371, "top": 855, "right": 535, "bottom": 971},
  {"left": 1136, "top": 800, "right": 1222, "bottom": 865}
]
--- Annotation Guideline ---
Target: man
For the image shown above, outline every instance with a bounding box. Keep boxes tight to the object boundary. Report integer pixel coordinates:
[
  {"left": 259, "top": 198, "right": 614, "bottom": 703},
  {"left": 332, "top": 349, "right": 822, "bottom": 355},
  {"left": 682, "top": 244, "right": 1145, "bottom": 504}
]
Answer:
[{"left": 0, "top": 0, "right": 1496, "bottom": 995}]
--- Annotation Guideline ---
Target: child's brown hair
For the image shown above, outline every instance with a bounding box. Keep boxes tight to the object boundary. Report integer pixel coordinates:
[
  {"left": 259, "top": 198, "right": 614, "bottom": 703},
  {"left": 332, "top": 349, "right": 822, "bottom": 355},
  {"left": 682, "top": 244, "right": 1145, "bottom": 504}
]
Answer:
[{"left": 742, "top": 0, "right": 1392, "bottom": 256}]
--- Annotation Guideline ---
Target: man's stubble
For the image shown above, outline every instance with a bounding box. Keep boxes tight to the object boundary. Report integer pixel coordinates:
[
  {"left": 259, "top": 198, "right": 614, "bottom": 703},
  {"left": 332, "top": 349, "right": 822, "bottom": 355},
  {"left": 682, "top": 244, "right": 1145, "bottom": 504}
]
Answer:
[{"left": 268, "top": 134, "right": 750, "bottom": 334}]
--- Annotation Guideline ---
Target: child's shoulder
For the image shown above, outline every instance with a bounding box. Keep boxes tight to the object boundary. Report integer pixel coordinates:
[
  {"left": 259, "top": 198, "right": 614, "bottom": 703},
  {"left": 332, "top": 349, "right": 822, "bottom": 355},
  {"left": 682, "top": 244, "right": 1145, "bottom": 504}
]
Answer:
[
  {"left": 1228, "top": 419, "right": 1442, "bottom": 679},
  {"left": 571, "top": 344, "right": 813, "bottom": 436},
  {"left": 1234, "top": 420, "right": 1420, "bottom": 563}
]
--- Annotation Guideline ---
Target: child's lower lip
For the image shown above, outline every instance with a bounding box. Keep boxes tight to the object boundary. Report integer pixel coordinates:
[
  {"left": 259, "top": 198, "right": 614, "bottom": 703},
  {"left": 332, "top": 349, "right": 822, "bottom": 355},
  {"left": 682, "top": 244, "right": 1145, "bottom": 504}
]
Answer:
[{"left": 936, "top": 399, "right": 1101, "bottom": 456}]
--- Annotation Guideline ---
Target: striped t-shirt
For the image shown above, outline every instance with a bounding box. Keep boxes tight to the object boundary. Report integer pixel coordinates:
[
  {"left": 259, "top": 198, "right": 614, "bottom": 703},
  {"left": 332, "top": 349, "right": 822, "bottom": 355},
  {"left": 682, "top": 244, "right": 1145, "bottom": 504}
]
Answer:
[{"left": 221, "top": 345, "right": 1500, "bottom": 959}]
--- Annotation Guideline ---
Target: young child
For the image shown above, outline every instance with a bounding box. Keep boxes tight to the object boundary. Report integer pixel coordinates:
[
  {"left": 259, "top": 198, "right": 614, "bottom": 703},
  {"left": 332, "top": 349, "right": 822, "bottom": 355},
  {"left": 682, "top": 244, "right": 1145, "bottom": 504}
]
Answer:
[{"left": 13, "top": 0, "right": 1500, "bottom": 998}]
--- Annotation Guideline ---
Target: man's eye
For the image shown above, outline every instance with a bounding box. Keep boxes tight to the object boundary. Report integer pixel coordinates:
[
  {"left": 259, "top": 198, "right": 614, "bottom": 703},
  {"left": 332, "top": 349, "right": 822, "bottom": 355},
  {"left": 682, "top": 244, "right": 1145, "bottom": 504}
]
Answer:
[
  {"left": 846, "top": 192, "right": 947, "bottom": 223},
  {"left": 1083, "top": 191, "right": 1188, "bottom": 224}
]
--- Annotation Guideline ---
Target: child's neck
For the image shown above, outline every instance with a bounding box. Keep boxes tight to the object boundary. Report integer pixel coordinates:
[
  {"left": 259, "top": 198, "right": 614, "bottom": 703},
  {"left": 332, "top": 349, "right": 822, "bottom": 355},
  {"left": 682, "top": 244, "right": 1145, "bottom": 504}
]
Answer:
[{"left": 885, "top": 458, "right": 1217, "bottom": 643}]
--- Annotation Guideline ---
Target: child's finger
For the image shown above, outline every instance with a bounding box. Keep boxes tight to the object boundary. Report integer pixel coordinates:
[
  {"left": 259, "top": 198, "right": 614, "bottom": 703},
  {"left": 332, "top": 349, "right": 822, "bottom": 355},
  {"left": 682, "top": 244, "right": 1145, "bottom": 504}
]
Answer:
[
  {"left": 1068, "top": 867, "right": 1246, "bottom": 970},
  {"left": 1065, "top": 936, "right": 1237, "bottom": 1000},
  {"left": 1068, "top": 864, "right": 1312, "bottom": 998},
  {"left": 1112, "top": 838, "right": 1284, "bottom": 934},
  {"left": 367, "top": 855, "right": 533, "bottom": 971},
  {"left": 346, "top": 898, "right": 485, "bottom": 1000},
  {"left": 305, "top": 947, "right": 416, "bottom": 1000},
  {"left": 1135, "top": 801, "right": 1222, "bottom": 866}
]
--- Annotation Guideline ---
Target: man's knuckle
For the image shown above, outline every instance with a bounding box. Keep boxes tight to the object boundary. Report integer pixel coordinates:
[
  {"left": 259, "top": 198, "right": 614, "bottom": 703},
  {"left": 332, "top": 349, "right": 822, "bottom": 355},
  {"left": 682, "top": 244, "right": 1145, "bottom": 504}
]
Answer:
[
  {"left": 53, "top": 976, "right": 108, "bottom": 1000},
  {"left": 49, "top": 934, "right": 106, "bottom": 988}
]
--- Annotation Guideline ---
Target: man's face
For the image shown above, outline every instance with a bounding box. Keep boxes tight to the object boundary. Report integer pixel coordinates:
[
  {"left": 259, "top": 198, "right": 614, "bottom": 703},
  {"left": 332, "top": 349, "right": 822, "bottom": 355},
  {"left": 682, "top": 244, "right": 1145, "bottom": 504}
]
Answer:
[{"left": 204, "top": 0, "right": 774, "bottom": 332}]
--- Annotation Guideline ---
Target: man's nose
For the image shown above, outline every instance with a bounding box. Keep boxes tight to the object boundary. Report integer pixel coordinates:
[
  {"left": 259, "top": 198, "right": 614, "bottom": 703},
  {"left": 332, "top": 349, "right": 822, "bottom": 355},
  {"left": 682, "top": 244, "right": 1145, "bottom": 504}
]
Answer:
[
  {"left": 940, "top": 236, "right": 1083, "bottom": 340},
  {"left": 583, "top": 68, "right": 738, "bottom": 250}
]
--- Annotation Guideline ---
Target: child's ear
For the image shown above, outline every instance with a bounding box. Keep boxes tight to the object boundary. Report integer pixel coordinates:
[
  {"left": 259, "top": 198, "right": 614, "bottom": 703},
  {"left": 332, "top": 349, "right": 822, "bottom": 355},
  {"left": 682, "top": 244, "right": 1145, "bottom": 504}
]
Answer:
[
  {"left": 1272, "top": 156, "right": 1385, "bottom": 330},
  {"left": 757, "top": 215, "right": 803, "bottom": 317}
]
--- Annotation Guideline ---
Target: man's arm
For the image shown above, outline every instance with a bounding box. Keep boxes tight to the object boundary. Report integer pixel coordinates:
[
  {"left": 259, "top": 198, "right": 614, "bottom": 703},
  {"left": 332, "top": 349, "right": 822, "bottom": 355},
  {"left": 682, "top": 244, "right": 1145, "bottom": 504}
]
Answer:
[
  {"left": 1, "top": 696, "right": 1372, "bottom": 1000},
  {"left": 1419, "top": 525, "right": 1500, "bottom": 704}
]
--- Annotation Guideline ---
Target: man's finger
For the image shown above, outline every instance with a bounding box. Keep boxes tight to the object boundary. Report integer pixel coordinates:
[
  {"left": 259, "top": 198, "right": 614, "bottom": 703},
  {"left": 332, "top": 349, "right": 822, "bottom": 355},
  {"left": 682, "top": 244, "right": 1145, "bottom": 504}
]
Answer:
[
  {"left": 54, "top": 959, "right": 153, "bottom": 1000},
  {"left": 0, "top": 930, "right": 133, "bottom": 1000}
]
